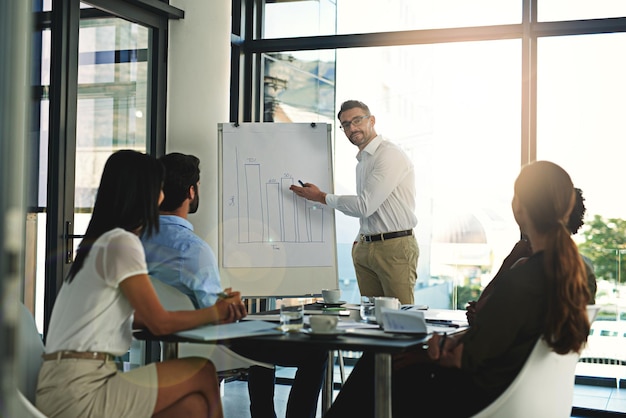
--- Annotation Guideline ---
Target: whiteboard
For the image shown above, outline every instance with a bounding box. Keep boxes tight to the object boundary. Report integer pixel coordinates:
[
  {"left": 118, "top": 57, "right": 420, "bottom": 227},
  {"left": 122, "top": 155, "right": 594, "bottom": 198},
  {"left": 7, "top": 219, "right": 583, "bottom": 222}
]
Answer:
[{"left": 218, "top": 123, "right": 338, "bottom": 297}]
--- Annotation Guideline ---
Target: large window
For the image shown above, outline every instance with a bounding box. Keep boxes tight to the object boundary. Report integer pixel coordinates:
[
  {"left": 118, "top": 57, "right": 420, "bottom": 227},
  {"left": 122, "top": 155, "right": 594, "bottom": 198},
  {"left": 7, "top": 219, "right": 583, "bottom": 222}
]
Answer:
[
  {"left": 234, "top": 0, "right": 626, "bottom": 405},
  {"left": 333, "top": 40, "right": 522, "bottom": 306}
]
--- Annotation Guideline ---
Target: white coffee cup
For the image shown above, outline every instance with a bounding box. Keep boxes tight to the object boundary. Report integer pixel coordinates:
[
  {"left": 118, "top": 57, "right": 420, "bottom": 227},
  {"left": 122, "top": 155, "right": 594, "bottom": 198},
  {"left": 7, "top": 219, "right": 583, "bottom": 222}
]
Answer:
[
  {"left": 309, "top": 315, "right": 338, "bottom": 333},
  {"left": 322, "top": 289, "right": 341, "bottom": 304},
  {"left": 374, "top": 296, "right": 400, "bottom": 323}
]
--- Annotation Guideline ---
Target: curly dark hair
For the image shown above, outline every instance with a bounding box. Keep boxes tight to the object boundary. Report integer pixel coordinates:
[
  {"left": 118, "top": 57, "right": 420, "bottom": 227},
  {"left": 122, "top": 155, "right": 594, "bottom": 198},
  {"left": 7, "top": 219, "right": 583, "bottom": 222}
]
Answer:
[{"left": 567, "top": 188, "right": 586, "bottom": 235}]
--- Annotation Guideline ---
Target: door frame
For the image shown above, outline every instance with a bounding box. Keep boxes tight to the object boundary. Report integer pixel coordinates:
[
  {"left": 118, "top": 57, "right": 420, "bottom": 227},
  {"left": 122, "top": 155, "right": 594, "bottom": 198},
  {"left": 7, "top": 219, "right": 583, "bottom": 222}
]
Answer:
[{"left": 41, "top": 0, "right": 182, "bottom": 337}]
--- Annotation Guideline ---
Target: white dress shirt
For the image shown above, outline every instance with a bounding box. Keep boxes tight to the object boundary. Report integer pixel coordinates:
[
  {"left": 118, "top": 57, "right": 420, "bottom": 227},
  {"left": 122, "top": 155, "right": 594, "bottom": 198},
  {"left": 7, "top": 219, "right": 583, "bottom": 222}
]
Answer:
[{"left": 325, "top": 135, "right": 417, "bottom": 238}]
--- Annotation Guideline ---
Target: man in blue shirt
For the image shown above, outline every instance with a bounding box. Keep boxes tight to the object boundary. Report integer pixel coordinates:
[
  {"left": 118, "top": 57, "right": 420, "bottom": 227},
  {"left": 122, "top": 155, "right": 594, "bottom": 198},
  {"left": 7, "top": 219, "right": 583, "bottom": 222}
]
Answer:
[
  {"left": 142, "top": 152, "right": 326, "bottom": 418},
  {"left": 141, "top": 212, "right": 222, "bottom": 309}
]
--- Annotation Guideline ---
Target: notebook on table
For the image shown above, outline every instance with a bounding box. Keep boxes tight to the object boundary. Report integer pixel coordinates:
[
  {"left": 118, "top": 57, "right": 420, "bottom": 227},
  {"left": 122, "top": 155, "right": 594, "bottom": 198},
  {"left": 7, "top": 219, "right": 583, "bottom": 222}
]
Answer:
[{"left": 175, "top": 320, "right": 280, "bottom": 341}]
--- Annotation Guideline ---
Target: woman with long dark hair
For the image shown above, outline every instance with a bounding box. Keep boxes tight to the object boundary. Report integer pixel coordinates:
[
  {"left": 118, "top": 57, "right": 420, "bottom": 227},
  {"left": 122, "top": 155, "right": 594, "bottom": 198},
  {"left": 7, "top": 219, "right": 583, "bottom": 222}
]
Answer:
[
  {"left": 36, "top": 150, "right": 246, "bottom": 418},
  {"left": 325, "top": 160, "right": 590, "bottom": 418}
]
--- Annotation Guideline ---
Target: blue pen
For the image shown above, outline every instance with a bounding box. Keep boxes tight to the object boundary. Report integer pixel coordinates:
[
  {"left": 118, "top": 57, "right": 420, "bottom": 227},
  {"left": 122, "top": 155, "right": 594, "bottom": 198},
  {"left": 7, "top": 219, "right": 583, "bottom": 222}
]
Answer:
[
  {"left": 298, "top": 180, "right": 305, "bottom": 187},
  {"left": 439, "top": 332, "right": 447, "bottom": 351}
]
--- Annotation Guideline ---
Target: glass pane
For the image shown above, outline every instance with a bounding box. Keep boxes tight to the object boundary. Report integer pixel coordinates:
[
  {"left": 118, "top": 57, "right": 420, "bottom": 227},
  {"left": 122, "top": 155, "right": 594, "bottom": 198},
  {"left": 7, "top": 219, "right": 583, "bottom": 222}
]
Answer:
[
  {"left": 28, "top": 24, "right": 51, "bottom": 333},
  {"left": 40, "top": 0, "right": 52, "bottom": 12},
  {"left": 537, "top": 32, "right": 626, "bottom": 384},
  {"left": 34, "top": 213, "right": 47, "bottom": 332},
  {"left": 263, "top": 50, "right": 336, "bottom": 122},
  {"left": 74, "top": 15, "right": 150, "bottom": 221},
  {"left": 264, "top": 40, "right": 522, "bottom": 309},
  {"left": 264, "top": 0, "right": 337, "bottom": 38},
  {"left": 539, "top": 0, "right": 626, "bottom": 22},
  {"left": 338, "top": 0, "right": 521, "bottom": 33},
  {"left": 73, "top": 10, "right": 152, "bottom": 368},
  {"left": 38, "top": 30, "right": 51, "bottom": 208},
  {"left": 264, "top": 0, "right": 521, "bottom": 39}
]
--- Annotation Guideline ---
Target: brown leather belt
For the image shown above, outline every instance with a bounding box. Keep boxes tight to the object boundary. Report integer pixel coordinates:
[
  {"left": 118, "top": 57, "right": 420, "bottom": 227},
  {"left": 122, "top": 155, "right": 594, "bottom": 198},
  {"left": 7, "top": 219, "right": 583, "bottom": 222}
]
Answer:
[
  {"left": 360, "top": 229, "right": 413, "bottom": 242},
  {"left": 42, "top": 351, "right": 114, "bottom": 361}
]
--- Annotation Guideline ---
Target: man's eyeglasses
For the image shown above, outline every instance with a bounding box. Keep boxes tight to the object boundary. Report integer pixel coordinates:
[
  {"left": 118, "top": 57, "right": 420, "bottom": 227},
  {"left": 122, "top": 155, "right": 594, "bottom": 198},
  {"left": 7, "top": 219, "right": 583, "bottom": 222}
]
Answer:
[{"left": 339, "top": 115, "right": 370, "bottom": 131}]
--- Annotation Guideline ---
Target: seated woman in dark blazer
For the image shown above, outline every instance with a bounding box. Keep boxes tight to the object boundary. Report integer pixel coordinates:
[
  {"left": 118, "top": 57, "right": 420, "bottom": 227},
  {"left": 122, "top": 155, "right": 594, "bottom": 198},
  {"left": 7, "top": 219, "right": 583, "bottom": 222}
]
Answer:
[{"left": 325, "top": 160, "right": 591, "bottom": 418}]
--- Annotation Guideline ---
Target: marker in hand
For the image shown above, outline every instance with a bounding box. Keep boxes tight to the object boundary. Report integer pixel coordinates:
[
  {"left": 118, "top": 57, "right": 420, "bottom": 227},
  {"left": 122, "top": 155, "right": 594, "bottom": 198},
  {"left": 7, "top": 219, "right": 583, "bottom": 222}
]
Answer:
[
  {"left": 217, "top": 291, "right": 232, "bottom": 299},
  {"left": 298, "top": 180, "right": 306, "bottom": 187}
]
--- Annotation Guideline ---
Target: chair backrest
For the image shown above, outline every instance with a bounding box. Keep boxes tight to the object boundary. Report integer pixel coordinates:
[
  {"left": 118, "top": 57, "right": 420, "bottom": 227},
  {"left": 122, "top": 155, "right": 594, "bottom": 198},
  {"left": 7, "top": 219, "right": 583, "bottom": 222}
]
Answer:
[
  {"left": 17, "top": 303, "right": 45, "bottom": 404},
  {"left": 586, "top": 304, "right": 601, "bottom": 323},
  {"left": 471, "top": 338, "right": 580, "bottom": 418},
  {"left": 15, "top": 389, "right": 48, "bottom": 418},
  {"left": 148, "top": 277, "right": 272, "bottom": 372},
  {"left": 149, "top": 278, "right": 195, "bottom": 311},
  {"left": 472, "top": 304, "right": 601, "bottom": 418}
]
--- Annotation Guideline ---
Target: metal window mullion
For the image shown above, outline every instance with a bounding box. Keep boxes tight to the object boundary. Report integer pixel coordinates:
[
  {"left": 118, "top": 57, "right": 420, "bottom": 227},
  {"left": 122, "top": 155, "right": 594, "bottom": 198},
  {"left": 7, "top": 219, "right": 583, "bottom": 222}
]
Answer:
[{"left": 45, "top": 0, "right": 80, "bottom": 340}]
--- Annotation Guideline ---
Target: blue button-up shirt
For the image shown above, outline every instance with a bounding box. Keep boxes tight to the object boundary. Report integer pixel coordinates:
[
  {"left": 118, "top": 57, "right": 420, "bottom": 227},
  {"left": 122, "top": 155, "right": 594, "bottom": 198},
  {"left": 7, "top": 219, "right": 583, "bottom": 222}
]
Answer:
[{"left": 141, "top": 215, "right": 221, "bottom": 308}]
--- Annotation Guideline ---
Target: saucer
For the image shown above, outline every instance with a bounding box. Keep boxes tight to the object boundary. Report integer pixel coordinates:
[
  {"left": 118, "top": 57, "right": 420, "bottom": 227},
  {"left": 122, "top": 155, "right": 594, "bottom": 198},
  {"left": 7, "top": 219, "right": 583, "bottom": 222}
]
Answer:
[
  {"left": 301, "top": 328, "right": 345, "bottom": 338},
  {"left": 315, "top": 300, "right": 347, "bottom": 308}
]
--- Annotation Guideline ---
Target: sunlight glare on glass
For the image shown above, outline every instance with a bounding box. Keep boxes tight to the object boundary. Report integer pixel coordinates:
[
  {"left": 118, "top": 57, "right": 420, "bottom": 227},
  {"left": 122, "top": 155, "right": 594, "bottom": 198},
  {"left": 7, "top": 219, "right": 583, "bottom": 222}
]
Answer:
[
  {"left": 539, "top": 0, "right": 626, "bottom": 21},
  {"left": 536, "top": 33, "right": 626, "bottom": 219}
]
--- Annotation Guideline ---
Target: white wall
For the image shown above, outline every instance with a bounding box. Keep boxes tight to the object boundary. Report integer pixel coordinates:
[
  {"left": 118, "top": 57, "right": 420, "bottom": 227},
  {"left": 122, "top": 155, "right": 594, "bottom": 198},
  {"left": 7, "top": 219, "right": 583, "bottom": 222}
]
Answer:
[{"left": 167, "top": 0, "right": 231, "bottom": 251}]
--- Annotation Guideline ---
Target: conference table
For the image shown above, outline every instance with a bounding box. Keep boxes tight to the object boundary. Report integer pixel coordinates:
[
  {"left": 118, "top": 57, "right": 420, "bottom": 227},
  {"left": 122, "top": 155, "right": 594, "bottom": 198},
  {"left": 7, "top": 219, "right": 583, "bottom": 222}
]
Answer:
[{"left": 135, "top": 304, "right": 467, "bottom": 418}]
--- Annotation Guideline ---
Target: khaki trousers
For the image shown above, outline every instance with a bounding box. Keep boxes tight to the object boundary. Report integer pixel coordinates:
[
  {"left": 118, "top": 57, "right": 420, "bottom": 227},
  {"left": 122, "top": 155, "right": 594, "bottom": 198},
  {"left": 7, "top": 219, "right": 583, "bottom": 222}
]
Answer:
[{"left": 352, "top": 234, "right": 419, "bottom": 305}]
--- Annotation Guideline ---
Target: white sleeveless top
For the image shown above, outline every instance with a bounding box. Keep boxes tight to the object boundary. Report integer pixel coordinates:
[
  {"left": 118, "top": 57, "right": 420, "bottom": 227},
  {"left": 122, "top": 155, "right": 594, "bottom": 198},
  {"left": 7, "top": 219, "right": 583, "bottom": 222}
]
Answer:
[{"left": 45, "top": 228, "right": 147, "bottom": 356}]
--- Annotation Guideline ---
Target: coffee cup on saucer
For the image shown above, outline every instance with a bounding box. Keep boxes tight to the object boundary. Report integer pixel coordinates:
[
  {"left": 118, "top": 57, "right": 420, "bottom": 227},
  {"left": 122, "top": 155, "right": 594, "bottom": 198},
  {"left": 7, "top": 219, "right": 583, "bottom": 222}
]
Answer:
[
  {"left": 322, "top": 289, "right": 341, "bottom": 304},
  {"left": 309, "top": 315, "right": 338, "bottom": 333}
]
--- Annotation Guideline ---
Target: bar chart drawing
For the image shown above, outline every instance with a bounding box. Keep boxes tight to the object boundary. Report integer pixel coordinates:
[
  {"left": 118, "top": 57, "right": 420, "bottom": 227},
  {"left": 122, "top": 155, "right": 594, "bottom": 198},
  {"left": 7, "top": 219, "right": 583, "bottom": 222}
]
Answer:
[
  {"left": 220, "top": 123, "right": 336, "bottom": 271},
  {"left": 239, "top": 160, "right": 325, "bottom": 245}
]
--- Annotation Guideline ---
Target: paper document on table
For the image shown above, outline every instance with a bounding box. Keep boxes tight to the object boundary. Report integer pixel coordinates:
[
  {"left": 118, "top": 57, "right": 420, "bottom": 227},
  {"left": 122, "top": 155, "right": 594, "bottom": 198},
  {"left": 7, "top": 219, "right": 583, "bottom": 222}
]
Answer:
[
  {"left": 244, "top": 314, "right": 281, "bottom": 322},
  {"left": 175, "top": 320, "right": 280, "bottom": 341},
  {"left": 381, "top": 308, "right": 427, "bottom": 334},
  {"left": 345, "top": 328, "right": 417, "bottom": 339},
  {"left": 337, "top": 320, "right": 379, "bottom": 330},
  {"left": 304, "top": 309, "right": 351, "bottom": 316}
]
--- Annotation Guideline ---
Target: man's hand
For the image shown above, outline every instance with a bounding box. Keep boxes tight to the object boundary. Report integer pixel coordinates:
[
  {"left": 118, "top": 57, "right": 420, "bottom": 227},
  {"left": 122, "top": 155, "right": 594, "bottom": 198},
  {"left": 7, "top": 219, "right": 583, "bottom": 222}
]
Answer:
[{"left": 289, "top": 182, "right": 326, "bottom": 204}]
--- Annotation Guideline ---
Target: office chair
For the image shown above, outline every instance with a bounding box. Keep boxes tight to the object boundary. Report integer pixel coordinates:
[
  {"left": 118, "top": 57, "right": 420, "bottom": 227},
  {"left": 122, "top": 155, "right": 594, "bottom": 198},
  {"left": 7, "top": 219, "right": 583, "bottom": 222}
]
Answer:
[
  {"left": 149, "top": 278, "right": 273, "bottom": 373},
  {"left": 470, "top": 338, "right": 580, "bottom": 418},
  {"left": 471, "top": 305, "right": 601, "bottom": 418},
  {"left": 575, "top": 305, "right": 624, "bottom": 388},
  {"left": 15, "top": 303, "right": 48, "bottom": 417}
]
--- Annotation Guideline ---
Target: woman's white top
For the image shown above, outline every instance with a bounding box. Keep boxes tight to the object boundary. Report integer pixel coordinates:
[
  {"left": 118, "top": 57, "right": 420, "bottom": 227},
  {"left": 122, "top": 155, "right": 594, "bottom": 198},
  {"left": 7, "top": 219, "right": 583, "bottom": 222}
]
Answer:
[{"left": 45, "top": 228, "right": 148, "bottom": 356}]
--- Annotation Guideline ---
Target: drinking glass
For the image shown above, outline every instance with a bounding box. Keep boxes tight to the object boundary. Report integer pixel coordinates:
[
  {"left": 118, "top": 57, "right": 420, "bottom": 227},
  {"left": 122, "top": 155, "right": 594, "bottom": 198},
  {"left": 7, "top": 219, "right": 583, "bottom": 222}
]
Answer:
[
  {"left": 360, "top": 296, "right": 376, "bottom": 322},
  {"left": 280, "top": 300, "right": 304, "bottom": 332}
]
